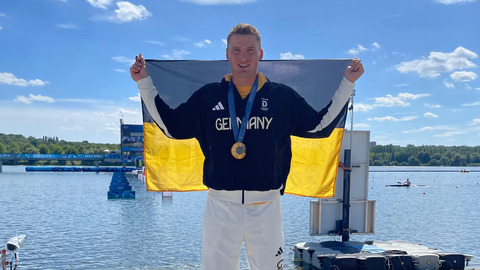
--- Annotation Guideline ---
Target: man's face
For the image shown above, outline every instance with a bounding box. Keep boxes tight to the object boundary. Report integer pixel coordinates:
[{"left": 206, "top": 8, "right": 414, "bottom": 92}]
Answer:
[{"left": 226, "top": 34, "right": 263, "bottom": 81}]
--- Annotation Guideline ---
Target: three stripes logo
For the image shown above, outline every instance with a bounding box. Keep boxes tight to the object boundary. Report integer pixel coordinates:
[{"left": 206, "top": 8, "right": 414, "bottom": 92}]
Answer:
[
  {"left": 275, "top": 247, "right": 283, "bottom": 257},
  {"left": 212, "top": 101, "right": 225, "bottom": 111}
]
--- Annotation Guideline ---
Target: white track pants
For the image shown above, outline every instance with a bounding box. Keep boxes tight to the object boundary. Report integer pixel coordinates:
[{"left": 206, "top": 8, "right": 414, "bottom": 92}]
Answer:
[{"left": 202, "top": 189, "right": 284, "bottom": 270}]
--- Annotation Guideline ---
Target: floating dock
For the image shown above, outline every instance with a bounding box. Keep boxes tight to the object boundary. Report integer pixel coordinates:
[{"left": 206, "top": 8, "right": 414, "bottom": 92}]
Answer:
[
  {"left": 107, "top": 172, "right": 135, "bottom": 199},
  {"left": 25, "top": 166, "right": 134, "bottom": 172},
  {"left": 294, "top": 240, "right": 473, "bottom": 270}
]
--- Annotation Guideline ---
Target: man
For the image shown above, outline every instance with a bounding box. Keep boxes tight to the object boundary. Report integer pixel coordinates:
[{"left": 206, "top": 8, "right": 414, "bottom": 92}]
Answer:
[{"left": 131, "top": 23, "right": 364, "bottom": 270}]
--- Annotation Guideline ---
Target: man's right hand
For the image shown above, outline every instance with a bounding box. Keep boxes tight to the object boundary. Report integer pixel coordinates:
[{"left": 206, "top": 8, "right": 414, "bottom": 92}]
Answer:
[{"left": 130, "top": 53, "right": 149, "bottom": 82}]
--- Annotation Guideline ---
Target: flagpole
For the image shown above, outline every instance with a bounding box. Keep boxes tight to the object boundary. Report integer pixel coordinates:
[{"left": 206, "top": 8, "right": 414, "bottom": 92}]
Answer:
[{"left": 341, "top": 90, "right": 355, "bottom": 242}]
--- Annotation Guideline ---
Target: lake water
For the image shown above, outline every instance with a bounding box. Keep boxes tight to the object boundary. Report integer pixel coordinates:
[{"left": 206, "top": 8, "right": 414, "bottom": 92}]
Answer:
[{"left": 1, "top": 166, "right": 479, "bottom": 269}]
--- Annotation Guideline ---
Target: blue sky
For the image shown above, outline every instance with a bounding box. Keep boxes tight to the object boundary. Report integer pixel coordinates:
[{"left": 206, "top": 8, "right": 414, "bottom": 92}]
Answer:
[{"left": 0, "top": 0, "right": 479, "bottom": 146}]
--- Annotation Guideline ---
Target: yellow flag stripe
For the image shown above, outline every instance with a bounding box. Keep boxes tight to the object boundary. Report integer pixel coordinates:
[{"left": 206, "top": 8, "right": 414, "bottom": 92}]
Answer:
[{"left": 144, "top": 122, "right": 344, "bottom": 198}]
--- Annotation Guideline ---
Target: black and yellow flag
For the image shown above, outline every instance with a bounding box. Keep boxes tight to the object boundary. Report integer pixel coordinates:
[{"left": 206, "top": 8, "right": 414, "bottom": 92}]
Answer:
[{"left": 142, "top": 60, "right": 350, "bottom": 198}]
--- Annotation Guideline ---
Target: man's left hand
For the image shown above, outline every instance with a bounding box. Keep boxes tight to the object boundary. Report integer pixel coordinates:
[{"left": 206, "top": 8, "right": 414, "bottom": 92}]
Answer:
[{"left": 344, "top": 58, "right": 364, "bottom": 83}]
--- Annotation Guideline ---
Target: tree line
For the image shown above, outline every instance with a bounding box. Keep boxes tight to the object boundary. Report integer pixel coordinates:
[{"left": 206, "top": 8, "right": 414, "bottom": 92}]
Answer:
[
  {"left": 370, "top": 144, "right": 480, "bottom": 166},
  {"left": 0, "top": 133, "right": 120, "bottom": 166}
]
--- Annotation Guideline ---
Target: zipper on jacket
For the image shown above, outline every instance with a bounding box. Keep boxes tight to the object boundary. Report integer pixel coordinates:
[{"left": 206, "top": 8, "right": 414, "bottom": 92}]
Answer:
[{"left": 242, "top": 189, "right": 245, "bottom": 204}]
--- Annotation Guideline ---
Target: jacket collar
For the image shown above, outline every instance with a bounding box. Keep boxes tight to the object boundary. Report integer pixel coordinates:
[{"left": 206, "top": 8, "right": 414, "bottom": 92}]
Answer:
[{"left": 221, "top": 73, "right": 268, "bottom": 91}]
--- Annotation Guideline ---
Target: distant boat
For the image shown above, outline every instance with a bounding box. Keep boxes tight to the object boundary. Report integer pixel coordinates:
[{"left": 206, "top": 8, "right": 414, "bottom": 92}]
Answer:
[{"left": 460, "top": 169, "right": 470, "bottom": 173}]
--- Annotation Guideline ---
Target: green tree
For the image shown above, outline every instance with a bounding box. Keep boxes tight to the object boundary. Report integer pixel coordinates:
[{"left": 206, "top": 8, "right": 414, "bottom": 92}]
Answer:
[
  {"left": 471, "top": 153, "right": 480, "bottom": 163},
  {"left": 394, "top": 152, "right": 409, "bottom": 164},
  {"left": 0, "top": 142, "right": 6, "bottom": 153},
  {"left": 373, "top": 160, "right": 383, "bottom": 166},
  {"left": 9, "top": 142, "right": 21, "bottom": 154},
  {"left": 428, "top": 159, "right": 439, "bottom": 166},
  {"left": 408, "top": 156, "right": 421, "bottom": 166},
  {"left": 24, "top": 145, "right": 40, "bottom": 154},
  {"left": 451, "top": 154, "right": 467, "bottom": 166},
  {"left": 38, "top": 144, "right": 49, "bottom": 154},
  {"left": 443, "top": 151, "right": 453, "bottom": 159},
  {"left": 50, "top": 145, "right": 64, "bottom": 154},
  {"left": 439, "top": 156, "right": 451, "bottom": 166},
  {"left": 65, "top": 146, "right": 78, "bottom": 155},
  {"left": 416, "top": 151, "right": 431, "bottom": 164},
  {"left": 432, "top": 153, "right": 442, "bottom": 160}
]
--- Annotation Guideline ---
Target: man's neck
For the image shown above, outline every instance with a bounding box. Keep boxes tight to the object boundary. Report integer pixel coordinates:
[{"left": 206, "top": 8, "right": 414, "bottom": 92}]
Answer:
[{"left": 232, "top": 74, "right": 257, "bottom": 87}]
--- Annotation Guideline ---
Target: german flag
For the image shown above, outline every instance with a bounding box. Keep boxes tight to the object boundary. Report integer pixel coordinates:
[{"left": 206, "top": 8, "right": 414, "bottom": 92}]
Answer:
[{"left": 142, "top": 60, "right": 350, "bottom": 198}]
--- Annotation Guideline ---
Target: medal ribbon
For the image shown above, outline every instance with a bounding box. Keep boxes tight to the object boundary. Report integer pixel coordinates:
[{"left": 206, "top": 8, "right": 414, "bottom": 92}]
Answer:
[{"left": 228, "top": 77, "right": 259, "bottom": 143}]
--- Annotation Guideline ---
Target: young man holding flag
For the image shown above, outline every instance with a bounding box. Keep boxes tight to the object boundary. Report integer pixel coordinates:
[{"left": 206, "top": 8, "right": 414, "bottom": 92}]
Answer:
[{"left": 131, "top": 23, "right": 364, "bottom": 270}]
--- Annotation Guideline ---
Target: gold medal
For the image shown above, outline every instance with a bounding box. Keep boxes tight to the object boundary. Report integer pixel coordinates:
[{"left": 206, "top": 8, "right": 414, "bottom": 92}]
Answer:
[{"left": 231, "top": 142, "right": 246, "bottom": 159}]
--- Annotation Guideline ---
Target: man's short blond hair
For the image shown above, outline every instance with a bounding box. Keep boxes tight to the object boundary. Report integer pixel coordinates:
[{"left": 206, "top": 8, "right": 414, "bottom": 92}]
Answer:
[{"left": 227, "top": 23, "right": 261, "bottom": 49}]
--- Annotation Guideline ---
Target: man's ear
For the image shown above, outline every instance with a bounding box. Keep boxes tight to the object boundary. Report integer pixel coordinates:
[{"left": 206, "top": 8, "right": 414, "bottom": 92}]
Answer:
[{"left": 259, "top": 48, "right": 264, "bottom": 60}]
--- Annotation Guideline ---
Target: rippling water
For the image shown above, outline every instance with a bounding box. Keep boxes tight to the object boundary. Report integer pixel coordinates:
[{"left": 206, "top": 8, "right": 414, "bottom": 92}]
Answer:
[{"left": 1, "top": 166, "right": 479, "bottom": 269}]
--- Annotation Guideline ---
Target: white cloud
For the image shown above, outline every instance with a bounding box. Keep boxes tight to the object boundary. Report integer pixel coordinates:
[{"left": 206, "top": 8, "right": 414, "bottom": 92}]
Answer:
[
  {"left": 466, "top": 84, "right": 472, "bottom": 89},
  {"left": 395, "top": 84, "right": 410, "bottom": 87},
  {"left": 369, "top": 116, "right": 418, "bottom": 122},
  {"left": 87, "top": 0, "right": 114, "bottom": 9},
  {"left": 144, "top": 40, "right": 165, "bottom": 45},
  {"left": 424, "top": 112, "right": 438, "bottom": 118},
  {"left": 15, "top": 94, "right": 55, "bottom": 104},
  {"left": 108, "top": 108, "right": 140, "bottom": 117},
  {"left": 375, "top": 136, "right": 388, "bottom": 139},
  {"left": 194, "top": 39, "right": 212, "bottom": 48},
  {"left": 0, "top": 26, "right": 3, "bottom": 30},
  {"left": 171, "top": 36, "right": 190, "bottom": 42},
  {"left": 129, "top": 94, "right": 141, "bottom": 102},
  {"left": 353, "top": 123, "right": 370, "bottom": 128},
  {"left": 114, "top": 69, "right": 127, "bottom": 73},
  {"left": 348, "top": 45, "right": 368, "bottom": 56},
  {"left": 376, "top": 140, "right": 400, "bottom": 145},
  {"left": 222, "top": 39, "right": 227, "bottom": 48},
  {"left": 371, "top": 42, "right": 381, "bottom": 51},
  {"left": 161, "top": 50, "right": 190, "bottom": 60},
  {"left": 105, "top": 123, "right": 119, "bottom": 134},
  {"left": 434, "top": 0, "right": 477, "bottom": 4},
  {"left": 403, "top": 126, "right": 454, "bottom": 133},
  {"left": 425, "top": 103, "right": 441, "bottom": 108},
  {"left": 56, "top": 23, "right": 78, "bottom": 29},
  {"left": 280, "top": 52, "right": 305, "bottom": 60},
  {"left": 476, "top": 88, "right": 480, "bottom": 90},
  {"left": 394, "top": 46, "right": 477, "bottom": 78},
  {"left": 112, "top": 56, "right": 133, "bottom": 64},
  {"left": 469, "top": 119, "right": 480, "bottom": 125},
  {"left": 461, "top": 101, "right": 480, "bottom": 106},
  {"left": 0, "top": 73, "right": 49, "bottom": 86},
  {"left": 450, "top": 71, "right": 478, "bottom": 82},
  {"left": 444, "top": 81, "right": 455, "bottom": 88},
  {"left": 112, "top": 1, "right": 152, "bottom": 23},
  {"left": 57, "top": 98, "right": 104, "bottom": 104},
  {"left": 355, "top": 93, "right": 430, "bottom": 112},
  {"left": 434, "top": 131, "right": 466, "bottom": 137},
  {"left": 374, "top": 93, "right": 430, "bottom": 107},
  {"left": 355, "top": 103, "right": 375, "bottom": 112},
  {"left": 0, "top": 13, "right": 6, "bottom": 17},
  {"left": 180, "top": 0, "right": 256, "bottom": 4}
]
